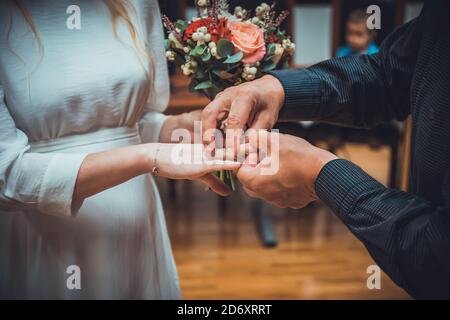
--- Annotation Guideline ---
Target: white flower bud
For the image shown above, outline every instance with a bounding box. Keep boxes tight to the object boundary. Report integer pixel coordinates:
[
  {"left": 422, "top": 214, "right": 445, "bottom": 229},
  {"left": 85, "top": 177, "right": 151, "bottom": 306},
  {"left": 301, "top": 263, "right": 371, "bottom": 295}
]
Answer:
[
  {"left": 198, "top": 26, "right": 208, "bottom": 34},
  {"left": 244, "top": 66, "right": 251, "bottom": 74},
  {"left": 208, "top": 42, "right": 216, "bottom": 48},
  {"left": 234, "top": 6, "right": 247, "bottom": 19},
  {"left": 192, "top": 32, "right": 200, "bottom": 41},
  {"left": 249, "top": 67, "right": 257, "bottom": 75},
  {"left": 204, "top": 33, "right": 211, "bottom": 42},
  {"left": 183, "top": 46, "right": 191, "bottom": 53},
  {"left": 210, "top": 47, "right": 217, "bottom": 57},
  {"left": 168, "top": 32, "right": 183, "bottom": 49},
  {"left": 282, "top": 39, "right": 295, "bottom": 53},
  {"left": 197, "top": 0, "right": 208, "bottom": 7},
  {"left": 251, "top": 17, "right": 260, "bottom": 24},
  {"left": 165, "top": 50, "right": 176, "bottom": 61},
  {"left": 183, "top": 68, "right": 192, "bottom": 76},
  {"left": 272, "top": 43, "right": 285, "bottom": 64},
  {"left": 275, "top": 44, "right": 284, "bottom": 55}
]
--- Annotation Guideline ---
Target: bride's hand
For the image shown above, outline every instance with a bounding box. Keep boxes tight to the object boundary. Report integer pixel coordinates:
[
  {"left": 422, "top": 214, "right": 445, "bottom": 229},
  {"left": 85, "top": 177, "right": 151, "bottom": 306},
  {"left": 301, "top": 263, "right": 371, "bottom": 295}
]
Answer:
[
  {"left": 143, "top": 143, "right": 240, "bottom": 196},
  {"left": 159, "top": 110, "right": 201, "bottom": 144}
]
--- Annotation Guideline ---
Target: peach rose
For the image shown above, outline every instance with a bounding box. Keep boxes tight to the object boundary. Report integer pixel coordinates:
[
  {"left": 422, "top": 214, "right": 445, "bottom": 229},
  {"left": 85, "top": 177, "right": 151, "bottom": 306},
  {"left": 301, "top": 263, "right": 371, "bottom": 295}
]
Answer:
[{"left": 227, "top": 21, "right": 266, "bottom": 64}]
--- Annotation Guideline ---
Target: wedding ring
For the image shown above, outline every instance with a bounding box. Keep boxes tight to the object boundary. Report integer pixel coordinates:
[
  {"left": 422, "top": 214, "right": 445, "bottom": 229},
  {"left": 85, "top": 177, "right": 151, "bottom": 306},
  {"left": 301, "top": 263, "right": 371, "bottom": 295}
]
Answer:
[{"left": 220, "top": 119, "right": 228, "bottom": 130}]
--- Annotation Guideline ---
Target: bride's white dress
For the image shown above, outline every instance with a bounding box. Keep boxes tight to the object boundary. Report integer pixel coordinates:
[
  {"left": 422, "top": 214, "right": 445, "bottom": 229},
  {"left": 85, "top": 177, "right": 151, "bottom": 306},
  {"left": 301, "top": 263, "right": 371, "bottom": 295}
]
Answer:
[{"left": 0, "top": 0, "right": 180, "bottom": 299}]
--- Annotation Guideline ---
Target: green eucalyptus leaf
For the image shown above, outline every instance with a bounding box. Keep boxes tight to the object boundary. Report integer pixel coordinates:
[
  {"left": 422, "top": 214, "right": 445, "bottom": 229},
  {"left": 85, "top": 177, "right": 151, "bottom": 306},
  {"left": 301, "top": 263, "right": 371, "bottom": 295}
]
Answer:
[
  {"left": 217, "top": 39, "right": 235, "bottom": 58},
  {"left": 267, "top": 43, "right": 277, "bottom": 55},
  {"left": 164, "top": 39, "right": 170, "bottom": 50},
  {"left": 202, "top": 51, "right": 212, "bottom": 62},
  {"left": 189, "top": 80, "right": 198, "bottom": 93},
  {"left": 174, "top": 20, "right": 189, "bottom": 34},
  {"left": 264, "top": 54, "right": 275, "bottom": 62},
  {"left": 266, "top": 27, "right": 276, "bottom": 35},
  {"left": 194, "top": 80, "right": 213, "bottom": 90},
  {"left": 224, "top": 51, "right": 243, "bottom": 64},
  {"left": 262, "top": 62, "right": 277, "bottom": 72},
  {"left": 174, "top": 20, "right": 188, "bottom": 33},
  {"left": 191, "top": 45, "right": 206, "bottom": 57},
  {"left": 277, "top": 30, "right": 286, "bottom": 38}
]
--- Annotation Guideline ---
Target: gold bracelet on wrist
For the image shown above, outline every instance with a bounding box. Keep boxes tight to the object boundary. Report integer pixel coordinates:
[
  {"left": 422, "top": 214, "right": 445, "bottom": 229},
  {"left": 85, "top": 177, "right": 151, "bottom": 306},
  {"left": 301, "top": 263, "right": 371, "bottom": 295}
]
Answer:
[{"left": 151, "top": 145, "right": 161, "bottom": 177}]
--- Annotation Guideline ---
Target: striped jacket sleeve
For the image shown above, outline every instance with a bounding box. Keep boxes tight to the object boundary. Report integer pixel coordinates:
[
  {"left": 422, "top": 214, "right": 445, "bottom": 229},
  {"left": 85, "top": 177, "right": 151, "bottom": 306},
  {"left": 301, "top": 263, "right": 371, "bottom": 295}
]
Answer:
[{"left": 270, "top": 14, "right": 423, "bottom": 129}]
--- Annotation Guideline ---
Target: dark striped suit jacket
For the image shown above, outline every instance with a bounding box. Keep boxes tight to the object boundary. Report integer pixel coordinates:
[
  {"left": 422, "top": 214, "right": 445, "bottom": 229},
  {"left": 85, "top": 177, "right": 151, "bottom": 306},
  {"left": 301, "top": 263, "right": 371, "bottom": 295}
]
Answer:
[{"left": 271, "top": 0, "right": 450, "bottom": 299}]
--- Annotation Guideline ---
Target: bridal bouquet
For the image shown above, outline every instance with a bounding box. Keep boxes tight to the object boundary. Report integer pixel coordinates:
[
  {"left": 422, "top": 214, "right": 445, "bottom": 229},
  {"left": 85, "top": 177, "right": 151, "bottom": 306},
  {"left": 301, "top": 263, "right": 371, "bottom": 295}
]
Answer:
[{"left": 163, "top": 0, "right": 295, "bottom": 190}]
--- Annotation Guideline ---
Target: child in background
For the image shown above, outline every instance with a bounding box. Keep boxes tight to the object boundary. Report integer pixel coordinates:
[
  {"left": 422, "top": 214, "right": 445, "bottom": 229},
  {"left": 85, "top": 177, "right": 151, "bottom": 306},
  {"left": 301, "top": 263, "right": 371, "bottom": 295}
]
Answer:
[{"left": 337, "top": 9, "right": 379, "bottom": 57}]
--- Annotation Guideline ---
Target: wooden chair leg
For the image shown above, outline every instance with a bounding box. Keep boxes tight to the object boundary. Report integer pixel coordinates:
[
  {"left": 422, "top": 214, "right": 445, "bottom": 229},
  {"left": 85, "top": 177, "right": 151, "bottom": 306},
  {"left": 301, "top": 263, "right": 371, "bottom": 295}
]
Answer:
[
  {"left": 252, "top": 200, "right": 278, "bottom": 248},
  {"left": 218, "top": 196, "right": 228, "bottom": 216},
  {"left": 168, "top": 179, "right": 177, "bottom": 198}
]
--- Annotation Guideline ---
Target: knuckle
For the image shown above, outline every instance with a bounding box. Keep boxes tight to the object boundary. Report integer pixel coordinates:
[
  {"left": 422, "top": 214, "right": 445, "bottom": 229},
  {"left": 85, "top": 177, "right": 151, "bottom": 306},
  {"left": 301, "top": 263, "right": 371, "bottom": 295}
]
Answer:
[
  {"left": 236, "top": 170, "right": 248, "bottom": 183},
  {"left": 227, "top": 113, "right": 242, "bottom": 127},
  {"left": 262, "top": 114, "right": 275, "bottom": 127},
  {"left": 238, "top": 84, "right": 253, "bottom": 95},
  {"left": 243, "top": 187, "right": 256, "bottom": 198},
  {"left": 223, "top": 86, "right": 236, "bottom": 96},
  {"left": 247, "top": 179, "right": 261, "bottom": 191},
  {"left": 202, "top": 106, "right": 214, "bottom": 117}
]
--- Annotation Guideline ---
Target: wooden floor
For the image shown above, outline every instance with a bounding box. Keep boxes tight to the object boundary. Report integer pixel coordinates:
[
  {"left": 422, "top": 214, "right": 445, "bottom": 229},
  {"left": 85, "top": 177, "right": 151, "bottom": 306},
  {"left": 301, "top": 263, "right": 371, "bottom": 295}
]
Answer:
[{"left": 156, "top": 144, "right": 410, "bottom": 299}]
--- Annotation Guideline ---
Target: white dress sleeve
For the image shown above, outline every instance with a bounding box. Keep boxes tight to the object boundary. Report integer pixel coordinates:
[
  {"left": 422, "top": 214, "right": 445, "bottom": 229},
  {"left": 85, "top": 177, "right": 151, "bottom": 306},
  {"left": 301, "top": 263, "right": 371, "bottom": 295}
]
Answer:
[
  {"left": 138, "top": 0, "right": 171, "bottom": 143},
  {"left": 0, "top": 85, "right": 87, "bottom": 218}
]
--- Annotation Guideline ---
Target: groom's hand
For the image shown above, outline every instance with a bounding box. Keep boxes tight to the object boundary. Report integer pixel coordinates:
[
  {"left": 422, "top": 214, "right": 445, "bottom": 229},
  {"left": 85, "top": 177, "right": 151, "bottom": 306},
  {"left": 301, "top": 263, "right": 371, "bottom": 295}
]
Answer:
[
  {"left": 201, "top": 75, "right": 285, "bottom": 145},
  {"left": 237, "top": 132, "right": 337, "bottom": 209}
]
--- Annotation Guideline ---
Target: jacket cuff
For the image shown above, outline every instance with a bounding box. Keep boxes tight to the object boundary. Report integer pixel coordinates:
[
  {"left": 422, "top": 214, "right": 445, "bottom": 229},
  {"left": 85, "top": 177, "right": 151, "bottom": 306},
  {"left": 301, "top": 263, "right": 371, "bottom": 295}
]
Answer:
[
  {"left": 38, "top": 153, "right": 88, "bottom": 218},
  {"left": 268, "top": 69, "right": 322, "bottom": 121},
  {"left": 315, "top": 159, "right": 385, "bottom": 220}
]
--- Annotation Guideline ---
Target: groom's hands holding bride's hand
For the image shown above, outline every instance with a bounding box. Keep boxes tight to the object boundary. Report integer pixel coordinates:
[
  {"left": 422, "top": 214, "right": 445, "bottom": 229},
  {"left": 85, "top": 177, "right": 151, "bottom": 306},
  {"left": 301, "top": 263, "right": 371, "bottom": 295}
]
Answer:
[
  {"left": 157, "top": 110, "right": 242, "bottom": 196},
  {"left": 201, "top": 75, "right": 285, "bottom": 139},
  {"left": 199, "top": 74, "right": 338, "bottom": 206},
  {"left": 236, "top": 132, "right": 337, "bottom": 209},
  {"left": 142, "top": 143, "right": 240, "bottom": 196}
]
